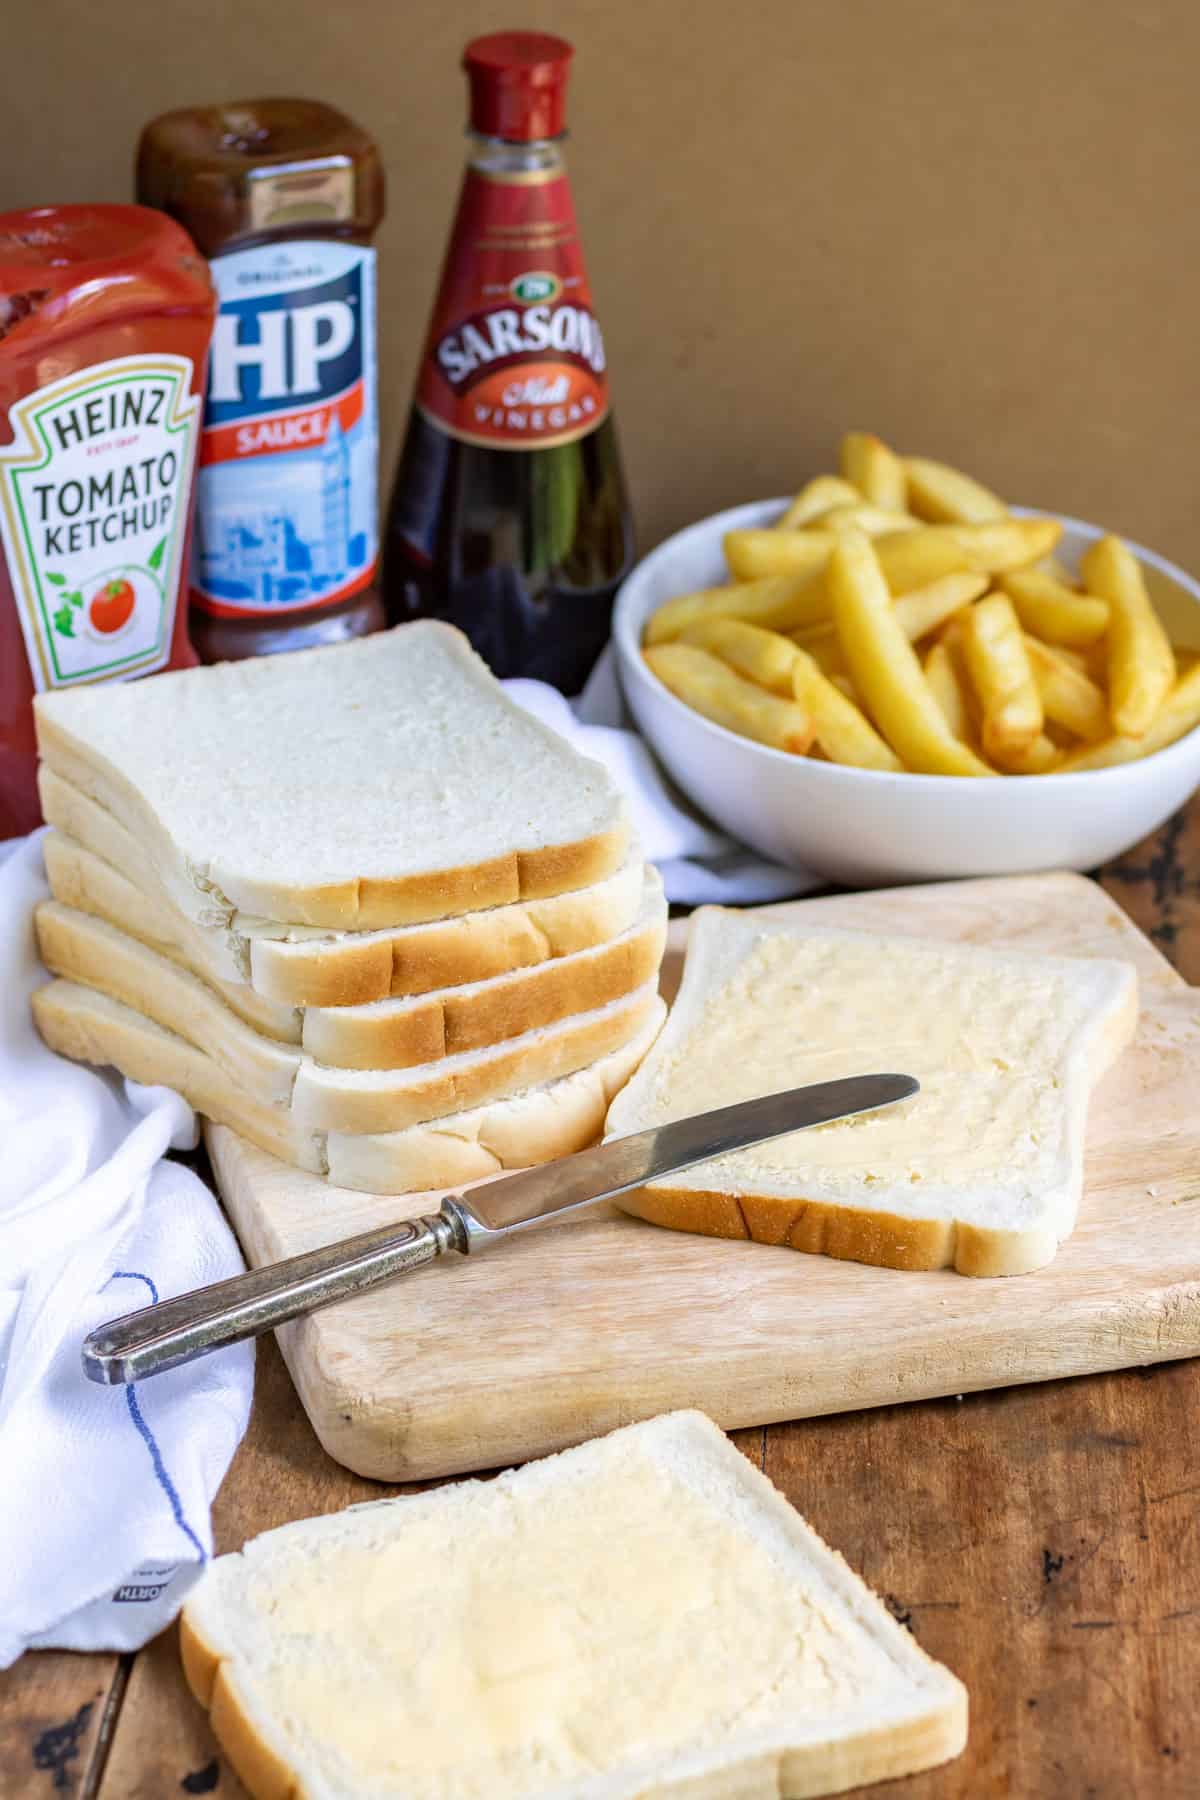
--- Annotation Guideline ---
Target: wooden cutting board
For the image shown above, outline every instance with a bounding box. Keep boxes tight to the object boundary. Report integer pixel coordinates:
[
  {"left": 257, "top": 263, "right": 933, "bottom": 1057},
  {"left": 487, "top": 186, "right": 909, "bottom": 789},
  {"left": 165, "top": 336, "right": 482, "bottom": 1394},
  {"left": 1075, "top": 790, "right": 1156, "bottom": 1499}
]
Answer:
[{"left": 208, "top": 871, "right": 1200, "bottom": 1482}]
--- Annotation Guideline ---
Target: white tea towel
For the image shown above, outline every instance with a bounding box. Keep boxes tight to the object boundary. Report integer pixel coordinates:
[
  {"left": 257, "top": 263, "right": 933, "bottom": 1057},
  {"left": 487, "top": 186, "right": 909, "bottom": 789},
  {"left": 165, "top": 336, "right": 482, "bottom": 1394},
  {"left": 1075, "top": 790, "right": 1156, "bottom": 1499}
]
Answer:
[
  {"left": 0, "top": 831, "right": 253, "bottom": 1667},
  {"left": 505, "top": 650, "right": 817, "bottom": 905}
]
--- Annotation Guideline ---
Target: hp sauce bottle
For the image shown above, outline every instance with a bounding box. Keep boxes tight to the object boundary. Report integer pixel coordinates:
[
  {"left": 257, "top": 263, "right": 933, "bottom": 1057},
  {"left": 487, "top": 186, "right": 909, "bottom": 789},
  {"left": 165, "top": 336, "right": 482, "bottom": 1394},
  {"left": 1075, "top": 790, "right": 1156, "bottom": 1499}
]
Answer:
[{"left": 138, "top": 100, "right": 385, "bottom": 662}]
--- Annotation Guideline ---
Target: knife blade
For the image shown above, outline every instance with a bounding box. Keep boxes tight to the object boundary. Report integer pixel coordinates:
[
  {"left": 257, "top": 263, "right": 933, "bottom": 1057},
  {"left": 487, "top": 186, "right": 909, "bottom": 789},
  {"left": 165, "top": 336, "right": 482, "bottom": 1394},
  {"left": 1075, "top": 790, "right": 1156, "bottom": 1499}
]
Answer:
[{"left": 82, "top": 1071, "right": 917, "bottom": 1386}]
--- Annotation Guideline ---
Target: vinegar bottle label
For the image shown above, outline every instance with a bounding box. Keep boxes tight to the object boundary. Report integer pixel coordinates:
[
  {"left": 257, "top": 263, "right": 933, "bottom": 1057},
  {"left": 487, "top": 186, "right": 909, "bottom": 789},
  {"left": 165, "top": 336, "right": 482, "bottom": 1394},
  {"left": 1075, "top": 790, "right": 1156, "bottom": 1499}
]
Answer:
[
  {"left": 0, "top": 353, "right": 199, "bottom": 691},
  {"left": 415, "top": 168, "right": 609, "bottom": 451},
  {"left": 192, "top": 239, "right": 379, "bottom": 618}
]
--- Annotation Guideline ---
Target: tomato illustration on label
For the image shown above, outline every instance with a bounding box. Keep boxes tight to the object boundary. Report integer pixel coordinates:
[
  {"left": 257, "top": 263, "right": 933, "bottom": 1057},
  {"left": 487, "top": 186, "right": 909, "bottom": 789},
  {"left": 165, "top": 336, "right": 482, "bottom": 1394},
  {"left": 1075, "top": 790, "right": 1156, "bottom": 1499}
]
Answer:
[{"left": 89, "top": 577, "right": 136, "bottom": 636}]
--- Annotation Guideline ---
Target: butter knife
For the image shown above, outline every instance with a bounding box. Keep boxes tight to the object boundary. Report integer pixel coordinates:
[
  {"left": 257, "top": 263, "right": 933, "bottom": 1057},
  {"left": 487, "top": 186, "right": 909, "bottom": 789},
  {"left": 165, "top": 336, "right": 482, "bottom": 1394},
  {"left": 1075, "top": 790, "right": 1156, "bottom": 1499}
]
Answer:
[{"left": 82, "top": 1071, "right": 917, "bottom": 1385}]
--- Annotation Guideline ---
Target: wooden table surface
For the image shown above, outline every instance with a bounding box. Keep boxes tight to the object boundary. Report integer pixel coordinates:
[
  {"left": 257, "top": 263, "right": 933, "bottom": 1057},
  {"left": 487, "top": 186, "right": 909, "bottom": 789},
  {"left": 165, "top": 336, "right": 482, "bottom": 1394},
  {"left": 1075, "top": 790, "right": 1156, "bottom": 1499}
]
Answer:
[{"left": 3, "top": 804, "right": 1199, "bottom": 1800}]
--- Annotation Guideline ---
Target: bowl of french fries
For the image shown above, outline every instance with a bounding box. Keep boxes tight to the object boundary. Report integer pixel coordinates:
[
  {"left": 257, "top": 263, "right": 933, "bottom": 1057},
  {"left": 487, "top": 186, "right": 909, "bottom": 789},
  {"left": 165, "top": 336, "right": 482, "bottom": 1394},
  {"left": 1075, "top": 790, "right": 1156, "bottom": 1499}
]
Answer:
[{"left": 614, "top": 434, "right": 1200, "bottom": 885}]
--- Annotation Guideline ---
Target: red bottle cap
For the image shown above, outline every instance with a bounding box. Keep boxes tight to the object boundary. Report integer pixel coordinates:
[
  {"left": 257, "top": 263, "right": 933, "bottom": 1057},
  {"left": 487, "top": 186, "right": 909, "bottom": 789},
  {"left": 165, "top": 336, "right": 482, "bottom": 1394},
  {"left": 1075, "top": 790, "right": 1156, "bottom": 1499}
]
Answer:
[{"left": 463, "top": 32, "right": 573, "bottom": 142}]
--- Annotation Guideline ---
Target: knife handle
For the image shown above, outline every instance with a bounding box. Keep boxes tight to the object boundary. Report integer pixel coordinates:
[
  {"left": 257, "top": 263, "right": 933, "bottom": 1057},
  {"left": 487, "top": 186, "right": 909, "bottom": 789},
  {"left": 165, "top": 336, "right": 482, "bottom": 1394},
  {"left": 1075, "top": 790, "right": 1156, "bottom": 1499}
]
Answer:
[{"left": 82, "top": 1204, "right": 471, "bottom": 1386}]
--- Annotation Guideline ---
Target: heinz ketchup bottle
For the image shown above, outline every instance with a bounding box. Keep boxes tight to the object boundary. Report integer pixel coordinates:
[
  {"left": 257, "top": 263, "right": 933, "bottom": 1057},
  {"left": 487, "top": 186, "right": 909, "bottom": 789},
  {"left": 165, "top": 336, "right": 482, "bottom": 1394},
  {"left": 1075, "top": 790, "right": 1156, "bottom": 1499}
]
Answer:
[{"left": 383, "top": 33, "right": 633, "bottom": 692}]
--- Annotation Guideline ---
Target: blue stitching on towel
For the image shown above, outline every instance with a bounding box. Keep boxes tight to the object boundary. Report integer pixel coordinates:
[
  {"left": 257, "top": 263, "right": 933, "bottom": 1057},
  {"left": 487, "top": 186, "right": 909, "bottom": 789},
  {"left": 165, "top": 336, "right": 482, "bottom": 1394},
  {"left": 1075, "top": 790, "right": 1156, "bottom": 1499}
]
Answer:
[{"left": 107, "top": 1270, "right": 207, "bottom": 1563}]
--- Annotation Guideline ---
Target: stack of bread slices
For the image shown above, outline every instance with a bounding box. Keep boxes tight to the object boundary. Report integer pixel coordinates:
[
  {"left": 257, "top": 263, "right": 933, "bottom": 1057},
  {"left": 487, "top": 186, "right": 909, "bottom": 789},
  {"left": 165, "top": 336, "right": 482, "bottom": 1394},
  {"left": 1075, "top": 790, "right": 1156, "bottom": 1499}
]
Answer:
[{"left": 31, "top": 622, "right": 667, "bottom": 1194}]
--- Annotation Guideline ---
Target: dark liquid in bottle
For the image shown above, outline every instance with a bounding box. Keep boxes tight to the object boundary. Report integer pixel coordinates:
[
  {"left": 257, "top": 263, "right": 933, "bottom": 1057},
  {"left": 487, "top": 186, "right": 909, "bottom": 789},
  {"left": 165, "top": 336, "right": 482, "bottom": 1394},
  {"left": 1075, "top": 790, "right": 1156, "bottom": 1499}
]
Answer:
[{"left": 384, "top": 411, "right": 633, "bottom": 693}]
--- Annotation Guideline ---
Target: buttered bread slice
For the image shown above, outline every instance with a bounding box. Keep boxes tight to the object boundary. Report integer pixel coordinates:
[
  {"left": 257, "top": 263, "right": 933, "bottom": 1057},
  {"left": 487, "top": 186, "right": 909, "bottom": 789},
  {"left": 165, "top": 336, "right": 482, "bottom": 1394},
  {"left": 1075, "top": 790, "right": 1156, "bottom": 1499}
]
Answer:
[
  {"left": 180, "top": 1410, "right": 966, "bottom": 1800},
  {"left": 607, "top": 908, "right": 1138, "bottom": 1276},
  {"left": 34, "top": 621, "right": 629, "bottom": 930}
]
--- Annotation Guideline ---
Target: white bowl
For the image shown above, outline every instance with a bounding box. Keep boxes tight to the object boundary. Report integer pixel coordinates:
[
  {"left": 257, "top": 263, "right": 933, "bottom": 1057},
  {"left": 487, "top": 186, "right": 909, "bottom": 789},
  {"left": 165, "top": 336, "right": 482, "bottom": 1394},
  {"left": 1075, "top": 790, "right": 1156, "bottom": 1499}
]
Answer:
[{"left": 614, "top": 498, "right": 1200, "bottom": 887}]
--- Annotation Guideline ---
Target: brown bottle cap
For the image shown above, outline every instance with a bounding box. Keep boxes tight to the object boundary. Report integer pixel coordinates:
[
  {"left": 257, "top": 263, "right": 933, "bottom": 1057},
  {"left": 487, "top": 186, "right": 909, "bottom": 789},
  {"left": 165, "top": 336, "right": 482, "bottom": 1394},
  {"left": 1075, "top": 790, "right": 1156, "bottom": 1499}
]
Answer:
[
  {"left": 463, "top": 32, "right": 573, "bottom": 142},
  {"left": 137, "top": 100, "right": 384, "bottom": 255}
]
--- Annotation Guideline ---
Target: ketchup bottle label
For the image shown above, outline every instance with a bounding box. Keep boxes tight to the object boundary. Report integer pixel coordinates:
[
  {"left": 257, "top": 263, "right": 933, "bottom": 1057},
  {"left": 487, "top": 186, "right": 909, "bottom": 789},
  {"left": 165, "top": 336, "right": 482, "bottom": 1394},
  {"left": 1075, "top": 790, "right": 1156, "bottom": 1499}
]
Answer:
[
  {"left": 415, "top": 169, "right": 609, "bottom": 450},
  {"left": 192, "top": 240, "right": 378, "bottom": 618},
  {"left": 0, "top": 354, "right": 198, "bottom": 691}
]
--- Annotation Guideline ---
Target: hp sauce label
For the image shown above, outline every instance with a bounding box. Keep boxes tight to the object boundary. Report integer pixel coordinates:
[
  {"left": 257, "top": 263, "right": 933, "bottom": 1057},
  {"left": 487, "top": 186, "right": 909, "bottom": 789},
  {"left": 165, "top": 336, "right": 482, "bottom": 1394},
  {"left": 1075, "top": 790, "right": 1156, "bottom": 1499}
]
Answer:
[{"left": 193, "top": 240, "right": 378, "bottom": 618}]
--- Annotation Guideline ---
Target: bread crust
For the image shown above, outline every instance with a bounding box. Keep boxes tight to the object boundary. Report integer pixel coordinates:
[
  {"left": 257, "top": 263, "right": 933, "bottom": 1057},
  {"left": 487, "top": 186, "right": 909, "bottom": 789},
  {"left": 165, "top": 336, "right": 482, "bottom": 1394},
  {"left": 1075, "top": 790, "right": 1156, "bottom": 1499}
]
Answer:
[
  {"left": 182, "top": 1608, "right": 308, "bottom": 1800},
  {"left": 292, "top": 984, "right": 661, "bottom": 1134},
  {"left": 178, "top": 1609, "right": 220, "bottom": 1708},
  {"left": 303, "top": 885, "right": 666, "bottom": 1069},
  {"left": 210, "top": 1663, "right": 299, "bottom": 1800},
  {"left": 254, "top": 853, "right": 644, "bottom": 1004},
  {"left": 620, "top": 1182, "right": 1079, "bottom": 1275},
  {"left": 620, "top": 1184, "right": 961, "bottom": 1272}
]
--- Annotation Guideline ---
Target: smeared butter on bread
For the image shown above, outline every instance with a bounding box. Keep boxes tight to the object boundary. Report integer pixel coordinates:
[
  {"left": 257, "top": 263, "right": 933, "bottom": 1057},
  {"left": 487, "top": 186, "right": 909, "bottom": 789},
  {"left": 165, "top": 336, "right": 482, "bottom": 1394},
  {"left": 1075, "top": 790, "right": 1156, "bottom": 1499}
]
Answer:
[
  {"left": 607, "top": 908, "right": 1138, "bottom": 1275},
  {"left": 181, "top": 1411, "right": 966, "bottom": 1800}
]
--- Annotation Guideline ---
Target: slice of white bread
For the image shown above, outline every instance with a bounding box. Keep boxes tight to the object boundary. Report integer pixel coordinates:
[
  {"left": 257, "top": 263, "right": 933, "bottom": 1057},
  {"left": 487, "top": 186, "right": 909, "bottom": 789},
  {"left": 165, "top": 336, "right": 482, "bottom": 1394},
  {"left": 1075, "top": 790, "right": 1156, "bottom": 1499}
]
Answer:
[
  {"left": 180, "top": 1409, "right": 967, "bottom": 1800},
  {"left": 41, "top": 799, "right": 647, "bottom": 1007},
  {"left": 34, "top": 620, "right": 629, "bottom": 930},
  {"left": 37, "top": 870, "right": 666, "bottom": 1071},
  {"left": 31, "top": 981, "right": 666, "bottom": 1193},
  {"left": 33, "top": 905, "right": 661, "bottom": 1134},
  {"left": 606, "top": 908, "right": 1139, "bottom": 1277}
]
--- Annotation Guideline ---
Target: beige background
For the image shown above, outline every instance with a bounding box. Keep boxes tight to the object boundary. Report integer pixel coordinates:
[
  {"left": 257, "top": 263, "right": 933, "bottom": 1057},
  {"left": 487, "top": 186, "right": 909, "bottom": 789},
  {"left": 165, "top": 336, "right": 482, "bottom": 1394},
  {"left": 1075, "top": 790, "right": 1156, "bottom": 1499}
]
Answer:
[{"left": 4, "top": 0, "right": 1197, "bottom": 568}]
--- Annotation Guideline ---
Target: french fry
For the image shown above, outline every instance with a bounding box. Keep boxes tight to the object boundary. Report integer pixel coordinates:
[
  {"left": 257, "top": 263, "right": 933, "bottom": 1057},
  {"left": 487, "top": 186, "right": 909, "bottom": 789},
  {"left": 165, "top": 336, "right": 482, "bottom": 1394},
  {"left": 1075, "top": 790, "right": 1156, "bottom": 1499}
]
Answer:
[
  {"left": 1082, "top": 534, "right": 1176, "bottom": 736},
  {"left": 939, "top": 517, "right": 1063, "bottom": 574},
  {"left": 1023, "top": 635, "right": 1109, "bottom": 742},
  {"left": 839, "top": 431, "right": 907, "bottom": 509},
  {"left": 809, "top": 503, "right": 919, "bottom": 538},
  {"left": 777, "top": 475, "right": 861, "bottom": 529},
  {"left": 789, "top": 622, "right": 847, "bottom": 677},
  {"left": 677, "top": 617, "right": 798, "bottom": 695},
  {"left": 999, "top": 568, "right": 1109, "bottom": 647},
  {"left": 904, "top": 456, "right": 1008, "bottom": 524},
  {"left": 829, "top": 534, "right": 994, "bottom": 776},
  {"left": 1058, "top": 662, "right": 1200, "bottom": 771},
  {"left": 994, "top": 734, "right": 1062, "bottom": 775},
  {"left": 643, "top": 644, "right": 814, "bottom": 753},
  {"left": 1047, "top": 643, "right": 1091, "bottom": 674},
  {"left": 644, "top": 571, "right": 829, "bottom": 645},
  {"left": 892, "top": 571, "right": 989, "bottom": 640},
  {"left": 724, "top": 528, "right": 838, "bottom": 581},
  {"left": 792, "top": 648, "right": 902, "bottom": 771},
  {"left": 922, "top": 639, "right": 971, "bottom": 741},
  {"left": 874, "top": 529, "right": 975, "bottom": 595},
  {"left": 796, "top": 573, "right": 985, "bottom": 662},
  {"left": 960, "top": 594, "right": 1044, "bottom": 760},
  {"left": 1085, "top": 639, "right": 1112, "bottom": 683},
  {"left": 1035, "top": 555, "right": 1079, "bottom": 588}
]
